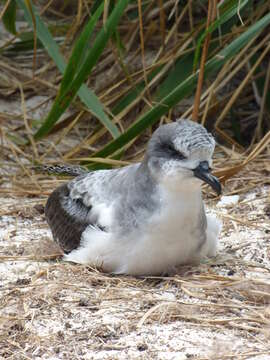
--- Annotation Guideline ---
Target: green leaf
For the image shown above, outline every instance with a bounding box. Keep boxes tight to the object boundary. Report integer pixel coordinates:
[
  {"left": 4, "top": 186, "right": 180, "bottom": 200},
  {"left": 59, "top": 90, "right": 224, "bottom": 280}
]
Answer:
[
  {"left": 112, "top": 0, "right": 244, "bottom": 120},
  {"left": 155, "top": 54, "right": 193, "bottom": 102},
  {"left": 1, "top": 31, "right": 43, "bottom": 54},
  {"left": 112, "top": 66, "right": 162, "bottom": 115},
  {"left": 16, "top": 0, "right": 120, "bottom": 139},
  {"left": 59, "top": 2, "right": 104, "bottom": 93},
  {"left": 91, "top": 11, "right": 270, "bottom": 159},
  {"left": 2, "top": 0, "right": 17, "bottom": 35},
  {"left": 152, "top": 0, "right": 249, "bottom": 111},
  {"left": 32, "top": 0, "right": 130, "bottom": 140}
]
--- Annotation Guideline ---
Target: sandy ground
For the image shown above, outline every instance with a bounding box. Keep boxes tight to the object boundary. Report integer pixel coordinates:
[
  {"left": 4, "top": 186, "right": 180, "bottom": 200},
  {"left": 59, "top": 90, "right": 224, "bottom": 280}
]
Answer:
[{"left": 1, "top": 165, "right": 270, "bottom": 360}]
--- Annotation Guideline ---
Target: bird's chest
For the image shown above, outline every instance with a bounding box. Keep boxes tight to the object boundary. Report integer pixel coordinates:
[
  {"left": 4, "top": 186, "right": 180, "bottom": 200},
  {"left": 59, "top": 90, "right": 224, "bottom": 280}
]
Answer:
[
  {"left": 117, "top": 184, "right": 207, "bottom": 275},
  {"left": 154, "top": 190, "right": 201, "bottom": 236},
  {"left": 144, "top": 186, "right": 205, "bottom": 260}
]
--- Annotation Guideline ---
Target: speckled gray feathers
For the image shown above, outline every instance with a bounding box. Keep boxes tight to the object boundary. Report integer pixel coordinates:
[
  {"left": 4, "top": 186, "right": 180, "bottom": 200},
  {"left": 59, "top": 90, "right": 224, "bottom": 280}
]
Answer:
[
  {"left": 68, "top": 162, "right": 158, "bottom": 234},
  {"left": 45, "top": 162, "right": 158, "bottom": 253}
]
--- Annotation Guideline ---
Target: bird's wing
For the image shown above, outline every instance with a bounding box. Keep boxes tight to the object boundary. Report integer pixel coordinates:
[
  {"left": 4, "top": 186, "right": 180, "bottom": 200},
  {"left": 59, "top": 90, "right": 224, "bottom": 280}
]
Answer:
[
  {"left": 45, "top": 172, "right": 109, "bottom": 254},
  {"left": 45, "top": 165, "right": 140, "bottom": 253}
]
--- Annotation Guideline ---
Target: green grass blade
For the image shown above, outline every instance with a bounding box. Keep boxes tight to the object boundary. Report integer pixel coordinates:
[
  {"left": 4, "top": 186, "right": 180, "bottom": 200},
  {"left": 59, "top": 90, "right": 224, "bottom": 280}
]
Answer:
[
  {"left": 16, "top": 0, "right": 120, "bottom": 139},
  {"left": 1, "top": 31, "right": 43, "bottom": 54},
  {"left": 155, "top": 0, "right": 248, "bottom": 107},
  {"left": 193, "top": 0, "right": 249, "bottom": 71},
  {"left": 58, "top": 0, "right": 130, "bottom": 104},
  {"left": 112, "top": 66, "right": 162, "bottom": 115},
  {"left": 2, "top": 0, "right": 17, "bottom": 35},
  {"left": 59, "top": 2, "right": 104, "bottom": 93},
  {"left": 91, "top": 11, "right": 270, "bottom": 159},
  {"left": 32, "top": 0, "right": 129, "bottom": 140},
  {"left": 155, "top": 54, "right": 193, "bottom": 102},
  {"left": 111, "top": 0, "right": 245, "bottom": 119},
  {"left": 16, "top": 0, "right": 65, "bottom": 71}
]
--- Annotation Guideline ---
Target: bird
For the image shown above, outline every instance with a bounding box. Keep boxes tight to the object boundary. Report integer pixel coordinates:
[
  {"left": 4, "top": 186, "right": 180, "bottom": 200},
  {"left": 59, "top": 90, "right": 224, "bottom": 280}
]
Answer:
[{"left": 45, "top": 119, "right": 222, "bottom": 275}]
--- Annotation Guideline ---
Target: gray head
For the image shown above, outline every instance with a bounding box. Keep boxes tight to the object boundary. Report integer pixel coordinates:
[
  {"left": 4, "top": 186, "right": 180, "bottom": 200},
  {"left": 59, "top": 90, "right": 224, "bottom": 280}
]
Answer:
[{"left": 145, "top": 119, "right": 221, "bottom": 195}]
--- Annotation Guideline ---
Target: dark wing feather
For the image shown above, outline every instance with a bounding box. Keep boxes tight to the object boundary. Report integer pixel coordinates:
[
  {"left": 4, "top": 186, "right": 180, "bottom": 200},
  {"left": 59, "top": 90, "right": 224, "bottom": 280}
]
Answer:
[{"left": 45, "top": 184, "right": 92, "bottom": 253}]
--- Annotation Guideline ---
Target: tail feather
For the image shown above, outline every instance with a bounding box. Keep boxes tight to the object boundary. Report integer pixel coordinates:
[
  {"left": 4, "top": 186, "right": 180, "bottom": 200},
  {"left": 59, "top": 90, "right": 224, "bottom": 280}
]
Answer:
[{"left": 34, "top": 164, "right": 88, "bottom": 177}]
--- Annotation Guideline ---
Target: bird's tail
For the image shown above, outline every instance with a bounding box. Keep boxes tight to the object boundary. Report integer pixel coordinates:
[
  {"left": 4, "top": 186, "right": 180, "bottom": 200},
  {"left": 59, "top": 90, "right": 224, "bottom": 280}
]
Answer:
[{"left": 34, "top": 164, "right": 88, "bottom": 177}]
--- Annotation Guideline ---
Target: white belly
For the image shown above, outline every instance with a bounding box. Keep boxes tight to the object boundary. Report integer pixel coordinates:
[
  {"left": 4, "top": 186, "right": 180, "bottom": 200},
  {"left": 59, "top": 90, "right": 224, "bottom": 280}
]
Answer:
[
  {"left": 64, "top": 184, "right": 220, "bottom": 276},
  {"left": 116, "top": 189, "right": 205, "bottom": 275}
]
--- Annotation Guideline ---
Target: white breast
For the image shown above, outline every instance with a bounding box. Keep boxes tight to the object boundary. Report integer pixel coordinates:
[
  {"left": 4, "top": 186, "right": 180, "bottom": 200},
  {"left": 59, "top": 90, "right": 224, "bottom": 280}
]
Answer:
[{"left": 114, "top": 183, "right": 206, "bottom": 275}]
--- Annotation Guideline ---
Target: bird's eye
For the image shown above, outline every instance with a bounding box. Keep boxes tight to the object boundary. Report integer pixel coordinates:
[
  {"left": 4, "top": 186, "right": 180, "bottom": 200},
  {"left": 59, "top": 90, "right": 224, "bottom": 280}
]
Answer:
[{"left": 163, "top": 143, "right": 186, "bottom": 160}]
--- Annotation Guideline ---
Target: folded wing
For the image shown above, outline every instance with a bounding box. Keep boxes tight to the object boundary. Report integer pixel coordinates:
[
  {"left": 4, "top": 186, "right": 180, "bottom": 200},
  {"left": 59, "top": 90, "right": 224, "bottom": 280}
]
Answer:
[{"left": 45, "top": 181, "right": 104, "bottom": 253}]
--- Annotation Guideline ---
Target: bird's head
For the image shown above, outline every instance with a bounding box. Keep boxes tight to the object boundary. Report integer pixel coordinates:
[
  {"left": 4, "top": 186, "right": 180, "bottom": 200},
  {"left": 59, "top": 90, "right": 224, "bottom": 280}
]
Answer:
[{"left": 145, "top": 119, "right": 221, "bottom": 195}]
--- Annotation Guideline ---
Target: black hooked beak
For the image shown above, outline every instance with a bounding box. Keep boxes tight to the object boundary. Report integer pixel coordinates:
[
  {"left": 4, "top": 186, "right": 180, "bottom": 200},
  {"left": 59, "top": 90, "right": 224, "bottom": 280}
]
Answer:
[{"left": 193, "top": 161, "right": 221, "bottom": 195}]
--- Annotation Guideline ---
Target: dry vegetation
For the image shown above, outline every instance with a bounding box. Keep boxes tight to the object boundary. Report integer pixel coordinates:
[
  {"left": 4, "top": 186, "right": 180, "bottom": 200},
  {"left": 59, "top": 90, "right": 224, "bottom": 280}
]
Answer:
[
  {"left": 1, "top": 157, "right": 270, "bottom": 359},
  {"left": 1, "top": 1, "right": 270, "bottom": 359}
]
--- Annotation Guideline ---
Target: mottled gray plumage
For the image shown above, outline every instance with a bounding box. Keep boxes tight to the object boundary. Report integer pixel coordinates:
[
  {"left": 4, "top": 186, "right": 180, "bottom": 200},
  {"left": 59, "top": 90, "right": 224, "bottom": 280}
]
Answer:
[
  {"left": 45, "top": 119, "right": 222, "bottom": 275},
  {"left": 36, "top": 164, "right": 87, "bottom": 177}
]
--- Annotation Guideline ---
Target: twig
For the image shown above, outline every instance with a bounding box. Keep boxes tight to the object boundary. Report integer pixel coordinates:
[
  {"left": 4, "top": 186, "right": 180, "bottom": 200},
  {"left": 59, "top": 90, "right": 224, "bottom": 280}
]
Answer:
[
  {"left": 192, "top": 0, "right": 216, "bottom": 122},
  {"left": 215, "top": 42, "right": 270, "bottom": 130},
  {"left": 138, "top": 0, "right": 151, "bottom": 101}
]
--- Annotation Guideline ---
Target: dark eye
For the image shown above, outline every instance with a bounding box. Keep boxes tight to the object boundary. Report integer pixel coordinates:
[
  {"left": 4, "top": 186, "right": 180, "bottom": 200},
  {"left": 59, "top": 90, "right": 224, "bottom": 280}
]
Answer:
[{"left": 162, "top": 143, "right": 186, "bottom": 160}]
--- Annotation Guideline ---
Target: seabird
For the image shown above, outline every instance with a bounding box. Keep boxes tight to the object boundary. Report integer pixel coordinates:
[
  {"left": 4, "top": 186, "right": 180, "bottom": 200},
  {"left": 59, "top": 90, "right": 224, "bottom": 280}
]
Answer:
[{"left": 45, "top": 119, "right": 222, "bottom": 275}]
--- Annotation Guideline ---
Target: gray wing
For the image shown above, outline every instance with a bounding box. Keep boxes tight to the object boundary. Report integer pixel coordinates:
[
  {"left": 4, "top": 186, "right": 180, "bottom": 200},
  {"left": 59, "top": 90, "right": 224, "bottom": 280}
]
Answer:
[
  {"left": 45, "top": 164, "right": 147, "bottom": 252},
  {"left": 45, "top": 179, "right": 104, "bottom": 254}
]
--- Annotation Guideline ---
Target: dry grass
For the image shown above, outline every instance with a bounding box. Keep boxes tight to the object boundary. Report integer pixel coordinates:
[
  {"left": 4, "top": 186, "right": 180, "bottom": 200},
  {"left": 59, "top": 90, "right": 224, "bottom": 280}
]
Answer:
[{"left": 1, "top": 151, "right": 270, "bottom": 359}]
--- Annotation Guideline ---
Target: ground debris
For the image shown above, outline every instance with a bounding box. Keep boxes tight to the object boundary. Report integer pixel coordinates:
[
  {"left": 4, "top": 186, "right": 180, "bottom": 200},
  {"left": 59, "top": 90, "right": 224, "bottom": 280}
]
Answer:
[{"left": 1, "top": 159, "right": 270, "bottom": 359}]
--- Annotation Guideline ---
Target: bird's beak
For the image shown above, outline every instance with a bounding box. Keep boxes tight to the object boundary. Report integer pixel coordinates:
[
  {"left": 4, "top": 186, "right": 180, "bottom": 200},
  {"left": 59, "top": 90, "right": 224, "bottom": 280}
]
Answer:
[{"left": 193, "top": 161, "right": 221, "bottom": 195}]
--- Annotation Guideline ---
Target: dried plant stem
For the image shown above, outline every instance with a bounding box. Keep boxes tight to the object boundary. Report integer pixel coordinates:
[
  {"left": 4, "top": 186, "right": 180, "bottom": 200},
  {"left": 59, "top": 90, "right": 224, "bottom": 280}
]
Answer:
[
  {"left": 256, "top": 60, "right": 270, "bottom": 141},
  {"left": 40, "top": 111, "right": 84, "bottom": 161},
  {"left": 215, "top": 42, "right": 270, "bottom": 128},
  {"left": 138, "top": 0, "right": 151, "bottom": 101},
  {"left": 183, "top": 32, "right": 269, "bottom": 120},
  {"left": 0, "top": 0, "right": 12, "bottom": 20},
  {"left": 18, "top": 82, "right": 39, "bottom": 159},
  {"left": 158, "top": 0, "right": 166, "bottom": 49},
  {"left": 192, "top": 0, "right": 217, "bottom": 122}
]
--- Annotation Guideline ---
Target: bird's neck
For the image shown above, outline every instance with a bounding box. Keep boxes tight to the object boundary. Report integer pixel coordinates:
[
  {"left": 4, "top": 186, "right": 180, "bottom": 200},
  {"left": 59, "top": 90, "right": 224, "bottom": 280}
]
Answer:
[
  {"left": 135, "top": 160, "right": 157, "bottom": 192},
  {"left": 137, "top": 161, "right": 202, "bottom": 201},
  {"left": 164, "top": 177, "right": 202, "bottom": 195},
  {"left": 157, "top": 181, "right": 204, "bottom": 230}
]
